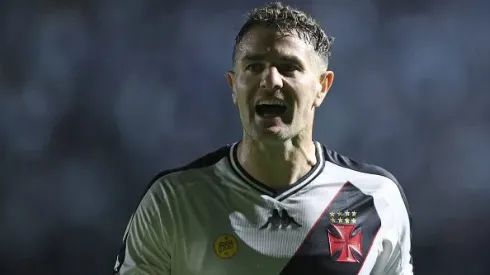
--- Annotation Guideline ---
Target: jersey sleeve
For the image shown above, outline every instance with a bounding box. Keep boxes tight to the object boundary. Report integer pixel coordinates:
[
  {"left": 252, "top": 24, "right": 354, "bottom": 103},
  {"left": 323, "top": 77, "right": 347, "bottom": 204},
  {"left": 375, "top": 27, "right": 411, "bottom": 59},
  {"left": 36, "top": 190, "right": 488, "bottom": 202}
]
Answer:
[
  {"left": 113, "top": 182, "right": 172, "bottom": 274},
  {"left": 382, "top": 181, "right": 413, "bottom": 274}
]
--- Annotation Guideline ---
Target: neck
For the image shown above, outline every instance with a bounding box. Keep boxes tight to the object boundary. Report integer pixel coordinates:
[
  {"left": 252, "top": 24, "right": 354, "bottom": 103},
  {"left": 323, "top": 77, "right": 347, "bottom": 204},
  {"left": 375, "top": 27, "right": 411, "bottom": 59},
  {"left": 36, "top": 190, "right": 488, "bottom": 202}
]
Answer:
[{"left": 237, "top": 132, "right": 317, "bottom": 190}]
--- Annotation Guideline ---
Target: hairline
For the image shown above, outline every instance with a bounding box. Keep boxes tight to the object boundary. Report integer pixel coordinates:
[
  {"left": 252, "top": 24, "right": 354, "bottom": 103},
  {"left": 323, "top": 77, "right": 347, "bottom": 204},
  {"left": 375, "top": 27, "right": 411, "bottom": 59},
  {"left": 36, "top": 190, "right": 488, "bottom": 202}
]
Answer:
[{"left": 232, "top": 25, "right": 328, "bottom": 71}]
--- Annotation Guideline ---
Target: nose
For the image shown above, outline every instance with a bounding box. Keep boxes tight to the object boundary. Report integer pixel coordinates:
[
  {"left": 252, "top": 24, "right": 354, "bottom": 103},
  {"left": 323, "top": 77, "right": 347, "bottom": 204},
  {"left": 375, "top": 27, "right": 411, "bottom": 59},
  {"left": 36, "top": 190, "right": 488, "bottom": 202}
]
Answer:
[{"left": 260, "top": 66, "right": 283, "bottom": 91}]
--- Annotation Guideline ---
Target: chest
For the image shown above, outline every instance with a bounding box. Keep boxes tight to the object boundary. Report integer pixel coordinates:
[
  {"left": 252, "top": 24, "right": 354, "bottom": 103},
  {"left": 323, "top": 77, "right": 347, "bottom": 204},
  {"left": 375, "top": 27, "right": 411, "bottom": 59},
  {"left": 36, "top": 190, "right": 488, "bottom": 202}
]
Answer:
[{"left": 171, "top": 182, "right": 385, "bottom": 275}]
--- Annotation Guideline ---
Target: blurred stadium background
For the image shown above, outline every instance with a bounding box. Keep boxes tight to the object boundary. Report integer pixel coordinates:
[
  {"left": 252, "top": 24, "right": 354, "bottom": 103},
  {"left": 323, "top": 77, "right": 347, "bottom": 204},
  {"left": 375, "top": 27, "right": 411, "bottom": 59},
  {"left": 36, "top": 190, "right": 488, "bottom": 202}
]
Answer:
[{"left": 1, "top": 0, "right": 490, "bottom": 274}]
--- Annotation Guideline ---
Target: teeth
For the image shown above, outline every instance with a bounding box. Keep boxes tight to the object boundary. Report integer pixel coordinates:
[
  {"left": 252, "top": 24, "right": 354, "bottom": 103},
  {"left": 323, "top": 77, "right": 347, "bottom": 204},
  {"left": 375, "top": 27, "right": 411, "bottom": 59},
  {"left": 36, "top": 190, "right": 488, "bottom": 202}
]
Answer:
[{"left": 257, "top": 99, "right": 286, "bottom": 106}]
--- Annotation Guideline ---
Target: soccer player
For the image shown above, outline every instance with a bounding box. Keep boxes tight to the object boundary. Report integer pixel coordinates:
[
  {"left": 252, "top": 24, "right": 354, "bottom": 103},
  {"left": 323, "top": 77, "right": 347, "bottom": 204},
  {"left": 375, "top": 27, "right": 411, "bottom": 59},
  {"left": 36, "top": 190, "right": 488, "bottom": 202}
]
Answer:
[{"left": 113, "top": 2, "right": 413, "bottom": 274}]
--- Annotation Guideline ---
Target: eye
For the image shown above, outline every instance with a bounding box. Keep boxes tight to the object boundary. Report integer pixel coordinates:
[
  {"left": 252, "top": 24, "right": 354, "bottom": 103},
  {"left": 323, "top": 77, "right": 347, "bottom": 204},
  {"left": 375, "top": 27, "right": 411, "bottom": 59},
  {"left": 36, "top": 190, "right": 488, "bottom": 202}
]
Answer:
[
  {"left": 245, "top": 63, "right": 265, "bottom": 73},
  {"left": 277, "top": 64, "right": 301, "bottom": 74}
]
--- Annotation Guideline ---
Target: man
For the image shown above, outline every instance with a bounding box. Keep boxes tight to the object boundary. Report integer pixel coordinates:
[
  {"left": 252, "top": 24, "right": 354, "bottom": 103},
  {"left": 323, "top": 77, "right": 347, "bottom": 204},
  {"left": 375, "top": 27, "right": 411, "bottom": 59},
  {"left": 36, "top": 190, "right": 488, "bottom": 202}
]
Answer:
[{"left": 114, "top": 2, "right": 413, "bottom": 274}]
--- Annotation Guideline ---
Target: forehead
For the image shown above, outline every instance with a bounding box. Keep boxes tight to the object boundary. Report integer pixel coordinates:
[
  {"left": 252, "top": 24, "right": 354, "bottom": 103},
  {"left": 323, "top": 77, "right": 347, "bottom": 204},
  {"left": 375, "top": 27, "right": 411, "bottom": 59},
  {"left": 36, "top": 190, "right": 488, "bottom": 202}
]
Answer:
[{"left": 236, "top": 26, "right": 315, "bottom": 62}]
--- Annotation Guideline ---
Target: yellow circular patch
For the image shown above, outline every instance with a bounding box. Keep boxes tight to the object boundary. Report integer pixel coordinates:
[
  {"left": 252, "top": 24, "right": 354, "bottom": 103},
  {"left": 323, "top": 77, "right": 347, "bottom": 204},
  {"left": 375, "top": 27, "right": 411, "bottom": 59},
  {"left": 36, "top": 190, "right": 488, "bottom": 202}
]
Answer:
[{"left": 213, "top": 234, "right": 238, "bottom": 259}]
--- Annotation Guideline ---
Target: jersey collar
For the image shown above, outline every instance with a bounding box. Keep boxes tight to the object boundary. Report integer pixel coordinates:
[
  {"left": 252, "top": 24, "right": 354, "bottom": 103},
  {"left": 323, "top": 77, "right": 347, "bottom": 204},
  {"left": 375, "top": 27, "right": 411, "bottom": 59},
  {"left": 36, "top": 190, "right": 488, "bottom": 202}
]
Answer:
[{"left": 228, "top": 140, "right": 325, "bottom": 201}]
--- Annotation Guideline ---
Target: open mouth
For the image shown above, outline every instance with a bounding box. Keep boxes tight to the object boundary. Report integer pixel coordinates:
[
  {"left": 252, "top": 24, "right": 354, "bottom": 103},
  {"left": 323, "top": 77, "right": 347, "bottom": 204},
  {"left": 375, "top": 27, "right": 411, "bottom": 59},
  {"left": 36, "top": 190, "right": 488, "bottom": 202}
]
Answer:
[{"left": 255, "top": 99, "right": 287, "bottom": 117}]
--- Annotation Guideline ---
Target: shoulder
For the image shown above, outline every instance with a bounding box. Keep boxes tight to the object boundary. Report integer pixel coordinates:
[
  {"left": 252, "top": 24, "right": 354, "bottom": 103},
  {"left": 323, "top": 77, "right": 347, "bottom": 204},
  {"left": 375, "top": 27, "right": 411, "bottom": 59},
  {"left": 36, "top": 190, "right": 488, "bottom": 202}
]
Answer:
[
  {"left": 323, "top": 145, "right": 398, "bottom": 183},
  {"left": 322, "top": 145, "right": 411, "bottom": 219},
  {"left": 137, "top": 144, "right": 232, "bottom": 203},
  {"left": 152, "top": 145, "right": 230, "bottom": 182}
]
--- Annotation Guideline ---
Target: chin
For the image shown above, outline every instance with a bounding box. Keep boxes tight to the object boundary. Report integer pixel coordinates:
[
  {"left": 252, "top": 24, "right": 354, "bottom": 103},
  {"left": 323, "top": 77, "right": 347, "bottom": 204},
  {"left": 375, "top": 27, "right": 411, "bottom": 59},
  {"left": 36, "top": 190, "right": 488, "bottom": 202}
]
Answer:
[{"left": 255, "top": 126, "right": 291, "bottom": 141}]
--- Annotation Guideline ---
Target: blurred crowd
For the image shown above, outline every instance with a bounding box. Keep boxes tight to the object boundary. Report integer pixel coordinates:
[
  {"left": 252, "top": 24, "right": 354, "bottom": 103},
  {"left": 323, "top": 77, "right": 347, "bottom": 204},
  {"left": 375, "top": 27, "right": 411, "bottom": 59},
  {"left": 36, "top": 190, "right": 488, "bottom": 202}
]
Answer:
[{"left": 1, "top": 0, "right": 489, "bottom": 274}]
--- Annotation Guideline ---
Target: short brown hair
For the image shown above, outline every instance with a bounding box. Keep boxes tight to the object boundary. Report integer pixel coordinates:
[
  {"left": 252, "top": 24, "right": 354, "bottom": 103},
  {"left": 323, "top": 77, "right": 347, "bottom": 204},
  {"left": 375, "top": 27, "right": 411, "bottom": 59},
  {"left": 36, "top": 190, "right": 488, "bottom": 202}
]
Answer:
[{"left": 233, "top": 2, "right": 334, "bottom": 65}]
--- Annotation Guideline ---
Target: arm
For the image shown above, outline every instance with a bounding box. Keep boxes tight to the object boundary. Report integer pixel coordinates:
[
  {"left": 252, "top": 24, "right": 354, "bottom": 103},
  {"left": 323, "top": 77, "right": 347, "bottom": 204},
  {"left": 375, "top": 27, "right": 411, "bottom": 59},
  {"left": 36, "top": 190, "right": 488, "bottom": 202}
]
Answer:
[
  {"left": 383, "top": 184, "right": 413, "bottom": 274},
  {"left": 382, "top": 216, "right": 413, "bottom": 274},
  {"left": 113, "top": 184, "right": 172, "bottom": 274}
]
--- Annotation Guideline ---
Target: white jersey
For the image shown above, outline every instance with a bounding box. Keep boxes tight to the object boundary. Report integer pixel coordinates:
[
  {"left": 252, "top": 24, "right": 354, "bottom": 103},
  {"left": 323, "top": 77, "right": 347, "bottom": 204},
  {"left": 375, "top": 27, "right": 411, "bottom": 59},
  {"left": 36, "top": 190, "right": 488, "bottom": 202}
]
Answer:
[{"left": 114, "top": 141, "right": 413, "bottom": 275}]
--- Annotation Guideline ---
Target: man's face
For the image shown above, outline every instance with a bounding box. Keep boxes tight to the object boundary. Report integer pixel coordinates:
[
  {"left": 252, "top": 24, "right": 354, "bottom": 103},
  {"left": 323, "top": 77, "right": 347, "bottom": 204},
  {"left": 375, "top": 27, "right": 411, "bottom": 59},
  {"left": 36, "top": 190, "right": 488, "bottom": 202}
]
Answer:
[{"left": 227, "top": 26, "right": 334, "bottom": 142}]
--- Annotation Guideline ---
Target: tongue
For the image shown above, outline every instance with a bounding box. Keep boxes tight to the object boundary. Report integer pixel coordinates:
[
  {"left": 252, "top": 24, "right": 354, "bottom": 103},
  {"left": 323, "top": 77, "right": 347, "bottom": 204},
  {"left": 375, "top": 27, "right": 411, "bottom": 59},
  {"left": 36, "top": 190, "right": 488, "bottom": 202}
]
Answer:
[{"left": 256, "top": 104, "right": 286, "bottom": 117}]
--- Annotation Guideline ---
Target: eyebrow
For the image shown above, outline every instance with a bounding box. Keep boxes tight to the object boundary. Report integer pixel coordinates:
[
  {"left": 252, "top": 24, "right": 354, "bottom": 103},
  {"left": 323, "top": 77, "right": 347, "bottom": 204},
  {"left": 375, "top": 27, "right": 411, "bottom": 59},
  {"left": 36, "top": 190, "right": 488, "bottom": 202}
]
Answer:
[{"left": 241, "top": 53, "right": 304, "bottom": 65}]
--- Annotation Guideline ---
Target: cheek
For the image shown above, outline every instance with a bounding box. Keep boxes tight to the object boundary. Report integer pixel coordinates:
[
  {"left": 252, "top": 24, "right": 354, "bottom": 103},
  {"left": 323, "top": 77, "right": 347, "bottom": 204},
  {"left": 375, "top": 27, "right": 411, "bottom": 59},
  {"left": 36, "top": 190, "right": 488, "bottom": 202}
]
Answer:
[
  {"left": 234, "top": 89, "right": 253, "bottom": 115},
  {"left": 295, "top": 80, "right": 319, "bottom": 109},
  {"left": 236, "top": 77, "right": 257, "bottom": 106},
  {"left": 307, "top": 78, "right": 322, "bottom": 104}
]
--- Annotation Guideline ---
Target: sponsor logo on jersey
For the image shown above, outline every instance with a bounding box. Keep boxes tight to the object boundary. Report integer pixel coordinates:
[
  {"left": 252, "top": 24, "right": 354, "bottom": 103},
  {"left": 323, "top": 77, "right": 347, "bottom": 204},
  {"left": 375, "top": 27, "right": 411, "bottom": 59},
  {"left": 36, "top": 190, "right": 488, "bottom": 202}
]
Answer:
[
  {"left": 213, "top": 234, "right": 238, "bottom": 259},
  {"left": 327, "top": 209, "right": 362, "bottom": 263},
  {"left": 260, "top": 209, "right": 301, "bottom": 229}
]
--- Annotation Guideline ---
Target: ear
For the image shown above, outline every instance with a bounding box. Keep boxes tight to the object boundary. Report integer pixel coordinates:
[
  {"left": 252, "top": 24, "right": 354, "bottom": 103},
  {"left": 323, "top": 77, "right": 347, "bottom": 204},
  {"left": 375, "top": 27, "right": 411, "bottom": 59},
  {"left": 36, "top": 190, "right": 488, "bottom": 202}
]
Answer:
[
  {"left": 314, "top": 70, "right": 334, "bottom": 108},
  {"left": 226, "top": 71, "right": 238, "bottom": 105}
]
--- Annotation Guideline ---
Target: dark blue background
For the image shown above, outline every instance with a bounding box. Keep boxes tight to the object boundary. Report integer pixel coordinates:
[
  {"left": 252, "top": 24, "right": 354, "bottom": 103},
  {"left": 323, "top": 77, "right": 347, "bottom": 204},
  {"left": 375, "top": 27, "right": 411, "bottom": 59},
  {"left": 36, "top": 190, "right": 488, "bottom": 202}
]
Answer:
[{"left": 1, "top": 0, "right": 489, "bottom": 274}]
